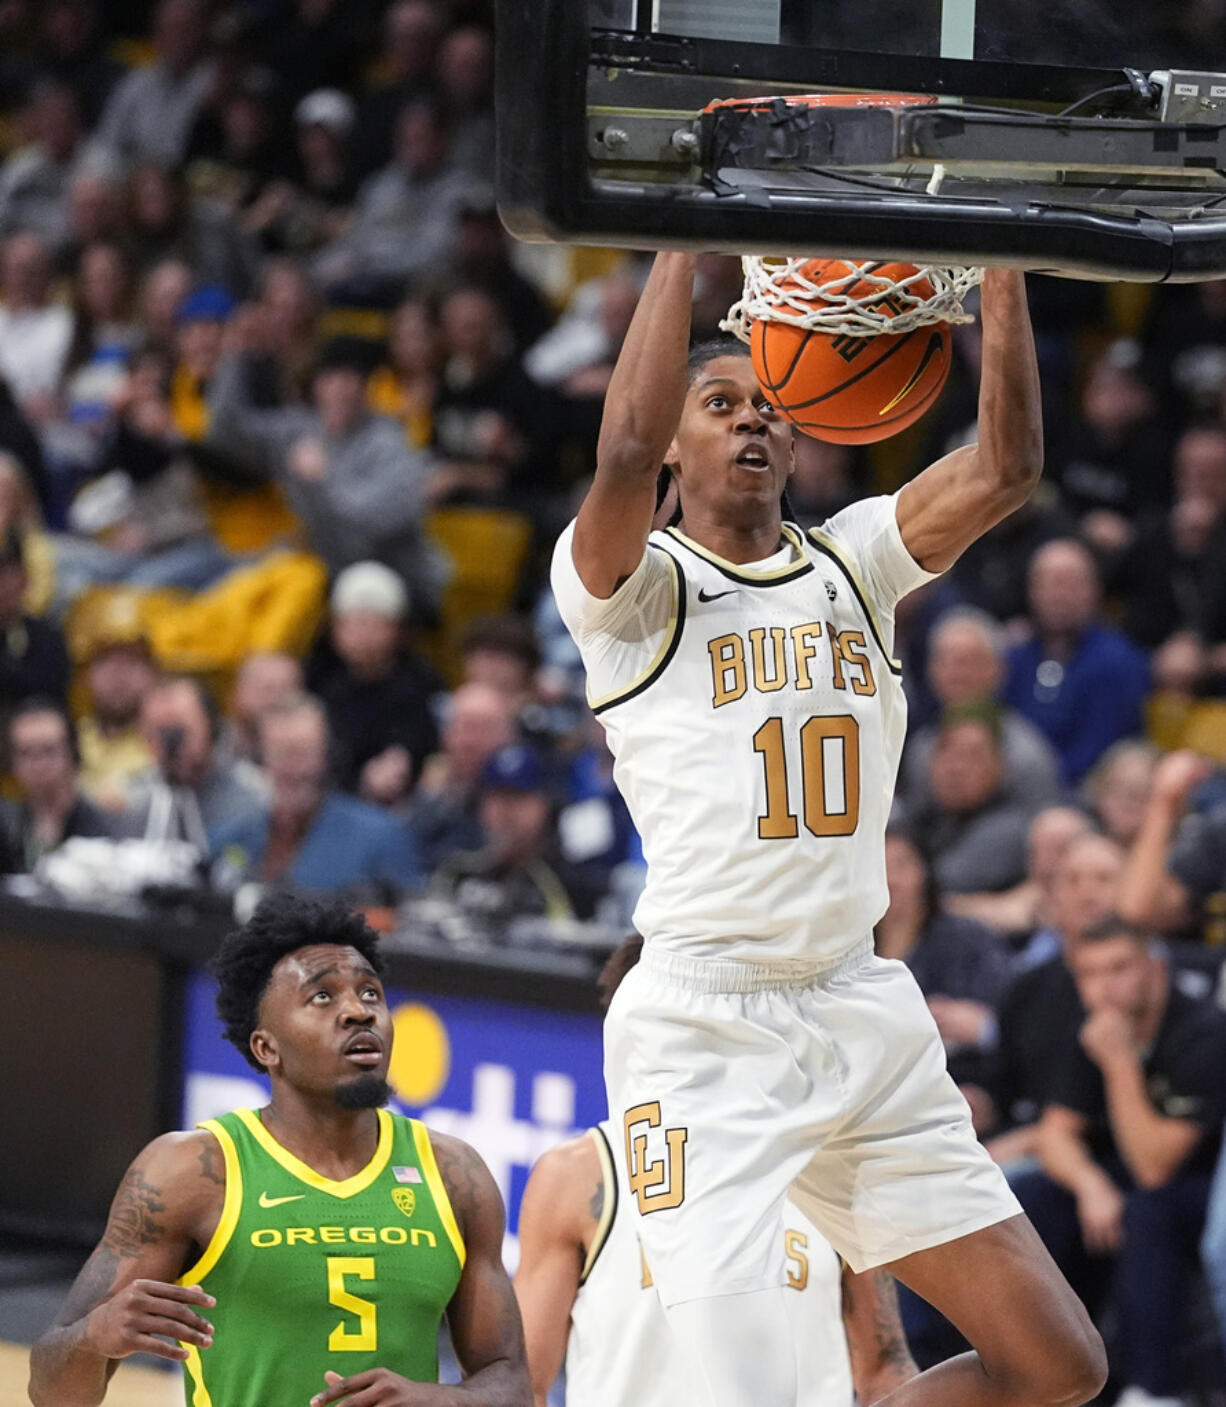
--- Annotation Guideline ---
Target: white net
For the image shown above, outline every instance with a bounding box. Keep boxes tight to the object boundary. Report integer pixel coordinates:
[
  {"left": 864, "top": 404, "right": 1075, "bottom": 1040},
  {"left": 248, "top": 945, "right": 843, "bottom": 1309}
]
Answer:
[{"left": 721, "top": 256, "right": 985, "bottom": 342}]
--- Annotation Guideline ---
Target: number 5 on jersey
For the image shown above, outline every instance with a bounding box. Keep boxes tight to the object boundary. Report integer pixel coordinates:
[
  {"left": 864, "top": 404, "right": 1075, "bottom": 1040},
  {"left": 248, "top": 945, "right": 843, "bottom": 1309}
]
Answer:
[
  {"left": 328, "top": 1257, "right": 377, "bottom": 1351},
  {"left": 753, "top": 715, "right": 860, "bottom": 839}
]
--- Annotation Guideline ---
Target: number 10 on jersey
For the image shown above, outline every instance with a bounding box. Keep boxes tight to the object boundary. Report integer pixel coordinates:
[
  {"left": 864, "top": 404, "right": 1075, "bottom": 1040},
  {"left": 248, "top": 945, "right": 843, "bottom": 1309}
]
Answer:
[{"left": 753, "top": 715, "right": 860, "bottom": 838}]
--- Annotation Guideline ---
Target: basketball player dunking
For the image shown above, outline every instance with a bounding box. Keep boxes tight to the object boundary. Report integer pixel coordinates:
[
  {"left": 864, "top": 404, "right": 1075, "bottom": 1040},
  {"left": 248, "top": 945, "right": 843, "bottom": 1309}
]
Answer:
[{"left": 550, "top": 253, "right": 1107, "bottom": 1407}]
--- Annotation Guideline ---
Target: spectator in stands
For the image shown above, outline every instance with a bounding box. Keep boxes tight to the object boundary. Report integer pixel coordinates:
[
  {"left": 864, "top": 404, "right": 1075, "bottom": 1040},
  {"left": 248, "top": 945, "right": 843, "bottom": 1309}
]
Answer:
[
  {"left": 0, "top": 79, "right": 85, "bottom": 251},
  {"left": 1115, "top": 423, "right": 1226, "bottom": 650},
  {"left": 526, "top": 268, "right": 640, "bottom": 393},
  {"left": 432, "top": 283, "right": 563, "bottom": 503},
  {"left": 208, "top": 334, "right": 445, "bottom": 612},
  {"left": 786, "top": 436, "right": 864, "bottom": 527},
  {"left": 244, "top": 89, "right": 361, "bottom": 258},
  {"left": 95, "top": 0, "right": 215, "bottom": 169},
  {"left": 988, "top": 833, "right": 1125, "bottom": 1166},
  {"left": 900, "top": 606, "right": 1062, "bottom": 816},
  {"left": 947, "top": 803, "right": 1094, "bottom": 945},
  {"left": 0, "top": 697, "right": 118, "bottom": 874},
  {"left": 1003, "top": 537, "right": 1149, "bottom": 785},
  {"left": 443, "top": 186, "right": 554, "bottom": 355},
  {"left": 136, "top": 257, "right": 192, "bottom": 354},
  {"left": 38, "top": 0, "right": 124, "bottom": 126},
  {"left": 53, "top": 326, "right": 237, "bottom": 602},
  {"left": 125, "top": 674, "right": 264, "bottom": 845},
  {"left": 0, "top": 231, "right": 73, "bottom": 415},
  {"left": 316, "top": 95, "right": 468, "bottom": 292},
  {"left": 410, "top": 681, "right": 517, "bottom": 872},
  {"left": 437, "top": 24, "right": 495, "bottom": 182},
  {"left": 366, "top": 295, "right": 438, "bottom": 449},
  {"left": 184, "top": 64, "right": 288, "bottom": 220},
  {"left": 903, "top": 706, "right": 1033, "bottom": 895},
  {"left": 1083, "top": 739, "right": 1159, "bottom": 851},
  {"left": 1117, "top": 748, "right": 1226, "bottom": 943},
  {"left": 1046, "top": 339, "right": 1170, "bottom": 555},
  {"left": 75, "top": 597, "right": 156, "bottom": 811},
  {"left": 0, "top": 528, "right": 68, "bottom": 708},
  {"left": 1021, "top": 917, "right": 1226, "bottom": 1407},
  {"left": 944, "top": 488, "right": 1075, "bottom": 627},
  {"left": 61, "top": 240, "right": 141, "bottom": 432},
  {"left": 254, "top": 0, "right": 363, "bottom": 114},
  {"left": 432, "top": 743, "right": 597, "bottom": 929},
  {"left": 61, "top": 162, "right": 125, "bottom": 269},
  {"left": 352, "top": 0, "right": 443, "bottom": 176},
  {"left": 308, "top": 562, "right": 441, "bottom": 808},
  {"left": 224, "top": 651, "right": 303, "bottom": 766},
  {"left": 460, "top": 613, "right": 541, "bottom": 715},
  {"left": 874, "top": 829, "right": 1011, "bottom": 1111},
  {"left": 210, "top": 693, "right": 421, "bottom": 896},
  {"left": 125, "top": 161, "right": 258, "bottom": 296}
]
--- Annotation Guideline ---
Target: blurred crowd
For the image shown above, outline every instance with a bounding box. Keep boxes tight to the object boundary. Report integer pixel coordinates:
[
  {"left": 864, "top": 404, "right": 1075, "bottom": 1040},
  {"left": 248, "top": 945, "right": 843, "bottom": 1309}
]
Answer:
[{"left": 2, "top": 0, "right": 1226, "bottom": 1400}]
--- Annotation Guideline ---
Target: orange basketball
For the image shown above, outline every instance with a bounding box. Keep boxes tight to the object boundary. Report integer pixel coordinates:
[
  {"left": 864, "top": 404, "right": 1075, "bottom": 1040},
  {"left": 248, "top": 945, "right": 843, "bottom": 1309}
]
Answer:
[{"left": 749, "top": 259, "right": 952, "bottom": 445}]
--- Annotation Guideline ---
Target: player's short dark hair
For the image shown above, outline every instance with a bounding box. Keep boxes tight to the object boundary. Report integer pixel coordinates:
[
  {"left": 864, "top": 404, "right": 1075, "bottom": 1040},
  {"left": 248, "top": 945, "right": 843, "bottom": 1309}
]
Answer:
[
  {"left": 687, "top": 336, "right": 751, "bottom": 385},
  {"left": 212, "top": 893, "right": 386, "bottom": 1069},
  {"left": 597, "top": 934, "right": 644, "bottom": 1012}
]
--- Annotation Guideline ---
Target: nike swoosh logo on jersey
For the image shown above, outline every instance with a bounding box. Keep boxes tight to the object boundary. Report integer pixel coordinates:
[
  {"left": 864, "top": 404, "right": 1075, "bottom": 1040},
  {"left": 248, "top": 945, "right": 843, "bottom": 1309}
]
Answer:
[
  {"left": 697, "top": 587, "right": 737, "bottom": 603},
  {"left": 258, "top": 1191, "right": 307, "bottom": 1207}
]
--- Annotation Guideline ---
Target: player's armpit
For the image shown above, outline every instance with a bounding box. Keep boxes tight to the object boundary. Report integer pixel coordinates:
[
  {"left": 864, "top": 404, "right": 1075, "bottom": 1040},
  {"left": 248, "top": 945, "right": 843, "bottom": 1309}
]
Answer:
[
  {"left": 432, "top": 1134, "right": 532, "bottom": 1406},
  {"left": 840, "top": 1265, "right": 918, "bottom": 1402},
  {"left": 29, "top": 1131, "right": 222, "bottom": 1407},
  {"left": 513, "top": 1140, "right": 597, "bottom": 1404}
]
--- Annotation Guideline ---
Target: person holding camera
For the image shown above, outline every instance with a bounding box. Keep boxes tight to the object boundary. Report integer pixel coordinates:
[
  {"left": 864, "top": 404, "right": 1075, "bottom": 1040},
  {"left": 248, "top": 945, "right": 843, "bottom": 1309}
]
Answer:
[{"left": 123, "top": 674, "right": 265, "bottom": 847}]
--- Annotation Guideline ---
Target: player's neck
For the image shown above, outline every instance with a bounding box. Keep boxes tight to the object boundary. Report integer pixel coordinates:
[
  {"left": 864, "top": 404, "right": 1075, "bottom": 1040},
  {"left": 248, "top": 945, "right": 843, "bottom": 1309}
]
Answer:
[
  {"left": 675, "top": 511, "right": 785, "bottom": 565},
  {"left": 260, "top": 1091, "right": 383, "bottom": 1180}
]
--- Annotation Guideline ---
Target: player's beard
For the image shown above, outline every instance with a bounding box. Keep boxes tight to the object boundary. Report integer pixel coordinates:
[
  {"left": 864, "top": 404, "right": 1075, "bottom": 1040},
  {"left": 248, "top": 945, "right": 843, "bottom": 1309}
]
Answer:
[{"left": 333, "top": 1074, "right": 391, "bottom": 1110}]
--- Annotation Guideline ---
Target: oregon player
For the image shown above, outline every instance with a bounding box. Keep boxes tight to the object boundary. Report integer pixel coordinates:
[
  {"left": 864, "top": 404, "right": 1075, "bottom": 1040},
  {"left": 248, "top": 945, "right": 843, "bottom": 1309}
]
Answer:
[{"left": 29, "top": 895, "right": 530, "bottom": 1407}]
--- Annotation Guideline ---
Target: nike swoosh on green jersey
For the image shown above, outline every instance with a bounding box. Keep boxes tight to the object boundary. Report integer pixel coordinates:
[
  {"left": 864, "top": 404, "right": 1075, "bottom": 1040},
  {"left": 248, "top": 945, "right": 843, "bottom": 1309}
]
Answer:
[{"left": 258, "top": 1191, "right": 307, "bottom": 1207}]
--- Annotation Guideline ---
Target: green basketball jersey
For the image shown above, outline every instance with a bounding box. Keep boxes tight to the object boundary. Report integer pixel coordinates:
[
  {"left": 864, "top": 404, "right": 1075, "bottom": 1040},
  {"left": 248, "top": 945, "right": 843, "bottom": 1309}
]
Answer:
[{"left": 178, "top": 1108, "right": 465, "bottom": 1407}]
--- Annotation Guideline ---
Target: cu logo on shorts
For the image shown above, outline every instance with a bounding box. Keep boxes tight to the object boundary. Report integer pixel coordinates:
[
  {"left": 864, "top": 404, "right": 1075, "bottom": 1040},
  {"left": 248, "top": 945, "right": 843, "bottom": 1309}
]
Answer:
[{"left": 623, "top": 1102, "right": 688, "bottom": 1215}]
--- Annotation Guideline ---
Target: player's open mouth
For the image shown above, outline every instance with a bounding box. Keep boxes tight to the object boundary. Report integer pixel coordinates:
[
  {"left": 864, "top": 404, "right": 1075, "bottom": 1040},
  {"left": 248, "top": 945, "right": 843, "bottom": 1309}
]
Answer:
[
  {"left": 735, "top": 446, "right": 770, "bottom": 471},
  {"left": 341, "top": 1034, "right": 383, "bottom": 1066}
]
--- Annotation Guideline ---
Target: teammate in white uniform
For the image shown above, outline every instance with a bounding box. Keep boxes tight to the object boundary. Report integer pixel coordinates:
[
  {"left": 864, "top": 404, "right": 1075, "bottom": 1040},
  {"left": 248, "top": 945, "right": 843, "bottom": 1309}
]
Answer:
[
  {"left": 550, "top": 253, "right": 1106, "bottom": 1407},
  {"left": 515, "top": 939, "right": 918, "bottom": 1407}
]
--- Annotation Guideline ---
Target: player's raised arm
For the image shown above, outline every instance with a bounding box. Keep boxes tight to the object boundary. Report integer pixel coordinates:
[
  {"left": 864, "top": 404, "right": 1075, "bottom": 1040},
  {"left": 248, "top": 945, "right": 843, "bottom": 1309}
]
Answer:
[
  {"left": 896, "top": 269, "right": 1043, "bottom": 573},
  {"left": 29, "top": 1133, "right": 221, "bottom": 1407},
  {"left": 572, "top": 252, "right": 696, "bottom": 598}
]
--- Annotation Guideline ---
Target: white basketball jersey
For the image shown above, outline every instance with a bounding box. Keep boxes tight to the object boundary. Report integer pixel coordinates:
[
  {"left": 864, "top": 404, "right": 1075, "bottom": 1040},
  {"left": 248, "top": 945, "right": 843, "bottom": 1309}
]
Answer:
[
  {"left": 564, "top": 1124, "right": 852, "bottom": 1407},
  {"left": 551, "top": 495, "right": 935, "bottom": 963}
]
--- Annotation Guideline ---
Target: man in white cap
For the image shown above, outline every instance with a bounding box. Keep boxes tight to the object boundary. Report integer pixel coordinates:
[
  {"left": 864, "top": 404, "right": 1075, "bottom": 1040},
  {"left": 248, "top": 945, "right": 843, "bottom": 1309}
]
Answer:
[{"left": 309, "top": 561, "right": 443, "bottom": 809}]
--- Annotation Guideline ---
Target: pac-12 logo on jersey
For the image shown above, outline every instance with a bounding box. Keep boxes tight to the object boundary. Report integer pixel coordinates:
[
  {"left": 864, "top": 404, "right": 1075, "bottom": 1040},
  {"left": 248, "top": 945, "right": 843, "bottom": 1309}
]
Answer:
[{"left": 624, "top": 1102, "right": 687, "bottom": 1215}]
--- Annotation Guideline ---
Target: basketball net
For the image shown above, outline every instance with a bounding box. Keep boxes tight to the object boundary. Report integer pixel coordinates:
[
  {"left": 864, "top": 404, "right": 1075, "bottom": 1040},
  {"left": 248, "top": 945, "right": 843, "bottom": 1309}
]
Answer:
[{"left": 721, "top": 257, "right": 985, "bottom": 343}]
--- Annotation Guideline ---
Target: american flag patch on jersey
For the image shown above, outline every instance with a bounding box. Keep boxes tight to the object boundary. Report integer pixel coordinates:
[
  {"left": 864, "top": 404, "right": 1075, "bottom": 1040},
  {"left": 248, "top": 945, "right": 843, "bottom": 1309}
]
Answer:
[{"left": 393, "top": 1166, "right": 423, "bottom": 1184}]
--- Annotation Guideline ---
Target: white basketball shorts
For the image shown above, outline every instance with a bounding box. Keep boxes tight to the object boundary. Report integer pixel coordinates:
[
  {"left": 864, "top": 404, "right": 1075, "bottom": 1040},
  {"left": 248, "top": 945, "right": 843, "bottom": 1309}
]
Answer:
[{"left": 604, "top": 938, "right": 1021, "bottom": 1308}]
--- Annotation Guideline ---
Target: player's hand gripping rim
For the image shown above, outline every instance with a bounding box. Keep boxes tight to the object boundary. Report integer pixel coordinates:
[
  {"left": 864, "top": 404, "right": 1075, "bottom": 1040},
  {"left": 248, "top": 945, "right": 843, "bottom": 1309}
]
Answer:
[{"left": 83, "top": 1279, "right": 215, "bottom": 1363}]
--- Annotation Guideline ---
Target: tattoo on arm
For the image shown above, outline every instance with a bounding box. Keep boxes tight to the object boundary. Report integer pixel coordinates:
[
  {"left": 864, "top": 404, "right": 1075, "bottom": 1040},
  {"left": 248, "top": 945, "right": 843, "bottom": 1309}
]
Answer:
[
  {"left": 104, "top": 1168, "right": 167, "bottom": 1258},
  {"left": 196, "top": 1138, "right": 225, "bottom": 1187},
  {"left": 434, "top": 1137, "right": 484, "bottom": 1235},
  {"left": 869, "top": 1271, "right": 914, "bottom": 1369},
  {"left": 58, "top": 1246, "right": 124, "bottom": 1326},
  {"left": 588, "top": 1177, "right": 604, "bottom": 1222}
]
